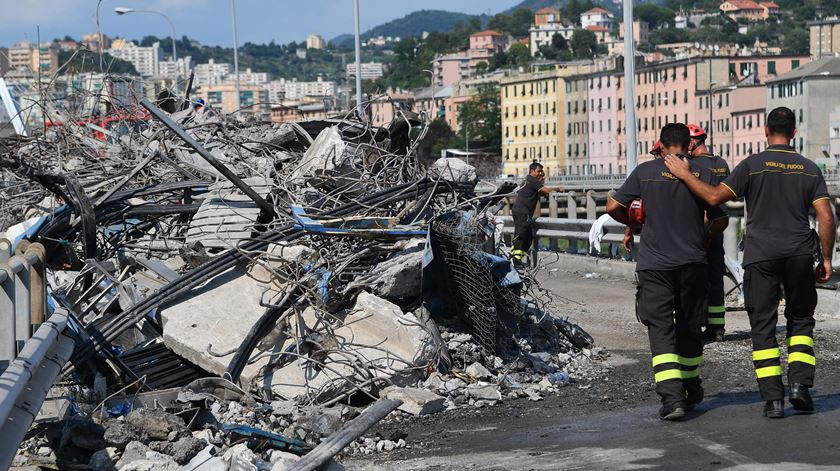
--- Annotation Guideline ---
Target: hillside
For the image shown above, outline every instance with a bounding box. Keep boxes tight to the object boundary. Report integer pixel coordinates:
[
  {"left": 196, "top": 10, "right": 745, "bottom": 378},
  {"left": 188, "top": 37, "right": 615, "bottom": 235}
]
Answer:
[{"left": 332, "top": 10, "right": 485, "bottom": 47}]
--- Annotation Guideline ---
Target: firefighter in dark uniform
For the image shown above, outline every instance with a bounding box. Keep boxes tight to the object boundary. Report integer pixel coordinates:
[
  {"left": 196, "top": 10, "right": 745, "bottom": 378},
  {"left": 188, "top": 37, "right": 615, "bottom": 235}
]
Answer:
[
  {"left": 665, "top": 107, "right": 836, "bottom": 418},
  {"left": 687, "top": 124, "right": 731, "bottom": 342},
  {"left": 510, "top": 162, "right": 562, "bottom": 265},
  {"left": 607, "top": 124, "right": 728, "bottom": 420}
]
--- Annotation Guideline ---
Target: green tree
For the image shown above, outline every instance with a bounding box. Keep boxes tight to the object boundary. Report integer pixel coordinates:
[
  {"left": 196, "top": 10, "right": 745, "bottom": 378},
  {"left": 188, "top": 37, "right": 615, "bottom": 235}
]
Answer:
[
  {"left": 634, "top": 4, "right": 676, "bottom": 29},
  {"left": 782, "top": 28, "right": 809, "bottom": 54},
  {"left": 509, "top": 8, "right": 536, "bottom": 37},
  {"left": 507, "top": 43, "right": 533, "bottom": 68},
  {"left": 570, "top": 29, "right": 598, "bottom": 59},
  {"left": 539, "top": 34, "right": 572, "bottom": 61},
  {"left": 416, "top": 118, "right": 458, "bottom": 164},
  {"left": 563, "top": 0, "right": 596, "bottom": 25},
  {"left": 457, "top": 83, "right": 502, "bottom": 150}
]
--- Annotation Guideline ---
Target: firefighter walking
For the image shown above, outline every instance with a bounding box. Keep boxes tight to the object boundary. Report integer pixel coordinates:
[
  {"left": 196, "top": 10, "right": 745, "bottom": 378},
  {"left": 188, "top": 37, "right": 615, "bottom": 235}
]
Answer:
[
  {"left": 608, "top": 124, "right": 727, "bottom": 420},
  {"left": 687, "top": 124, "right": 731, "bottom": 342},
  {"left": 665, "top": 107, "right": 836, "bottom": 418}
]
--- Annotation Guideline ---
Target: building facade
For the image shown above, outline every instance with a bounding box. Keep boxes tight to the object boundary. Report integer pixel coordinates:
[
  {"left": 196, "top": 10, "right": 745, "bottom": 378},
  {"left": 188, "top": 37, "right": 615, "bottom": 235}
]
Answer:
[
  {"left": 268, "top": 76, "right": 336, "bottom": 102},
  {"left": 766, "top": 57, "right": 840, "bottom": 164},
  {"left": 809, "top": 17, "right": 840, "bottom": 59},
  {"left": 580, "top": 7, "right": 614, "bottom": 30},
  {"left": 346, "top": 62, "right": 385, "bottom": 80},
  {"left": 195, "top": 83, "right": 270, "bottom": 118},
  {"left": 194, "top": 59, "right": 231, "bottom": 87},
  {"left": 107, "top": 41, "right": 162, "bottom": 77},
  {"left": 306, "top": 34, "right": 326, "bottom": 50}
]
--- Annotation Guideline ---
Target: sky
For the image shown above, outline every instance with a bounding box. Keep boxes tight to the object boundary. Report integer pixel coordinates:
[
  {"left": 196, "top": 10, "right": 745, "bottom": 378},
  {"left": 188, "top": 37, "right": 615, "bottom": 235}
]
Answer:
[{"left": 0, "top": 0, "right": 519, "bottom": 48}]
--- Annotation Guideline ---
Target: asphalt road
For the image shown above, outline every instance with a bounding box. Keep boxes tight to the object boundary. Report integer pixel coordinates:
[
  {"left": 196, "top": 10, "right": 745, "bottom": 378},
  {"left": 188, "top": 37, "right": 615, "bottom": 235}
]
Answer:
[{"left": 345, "top": 266, "right": 840, "bottom": 470}]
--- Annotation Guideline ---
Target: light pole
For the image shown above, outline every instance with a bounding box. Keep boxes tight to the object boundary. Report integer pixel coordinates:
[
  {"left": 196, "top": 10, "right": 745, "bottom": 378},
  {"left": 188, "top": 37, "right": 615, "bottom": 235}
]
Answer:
[
  {"left": 708, "top": 81, "right": 716, "bottom": 152},
  {"left": 353, "top": 0, "right": 364, "bottom": 120},
  {"left": 230, "top": 0, "right": 241, "bottom": 112},
  {"left": 422, "top": 69, "right": 435, "bottom": 118},
  {"left": 622, "top": 0, "right": 638, "bottom": 172},
  {"left": 114, "top": 7, "right": 177, "bottom": 64}
]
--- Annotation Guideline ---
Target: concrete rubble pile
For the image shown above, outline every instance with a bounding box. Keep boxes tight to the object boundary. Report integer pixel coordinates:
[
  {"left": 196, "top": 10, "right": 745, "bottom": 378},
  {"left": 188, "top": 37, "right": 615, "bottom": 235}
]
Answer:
[{"left": 0, "top": 93, "right": 604, "bottom": 470}]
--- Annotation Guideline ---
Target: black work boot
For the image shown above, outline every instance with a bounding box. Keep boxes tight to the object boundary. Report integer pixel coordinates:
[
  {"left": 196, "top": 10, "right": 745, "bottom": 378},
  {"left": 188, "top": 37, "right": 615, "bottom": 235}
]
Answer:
[
  {"left": 703, "top": 327, "right": 725, "bottom": 343},
  {"left": 659, "top": 402, "right": 686, "bottom": 421},
  {"left": 789, "top": 383, "right": 814, "bottom": 413},
  {"left": 763, "top": 400, "right": 784, "bottom": 418},
  {"left": 684, "top": 386, "right": 704, "bottom": 412}
]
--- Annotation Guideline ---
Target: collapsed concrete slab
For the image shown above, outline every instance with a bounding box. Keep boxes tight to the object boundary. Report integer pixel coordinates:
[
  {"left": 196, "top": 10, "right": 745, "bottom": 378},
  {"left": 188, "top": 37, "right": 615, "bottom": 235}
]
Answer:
[
  {"left": 381, "top": 386, "right": 445, "bottom": 416},
  {"left": 430, "top": 157, "right": 477, "bottom": 183}
]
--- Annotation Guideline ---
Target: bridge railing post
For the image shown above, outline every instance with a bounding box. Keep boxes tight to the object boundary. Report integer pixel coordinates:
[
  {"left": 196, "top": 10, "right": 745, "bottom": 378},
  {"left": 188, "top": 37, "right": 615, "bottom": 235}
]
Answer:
[
  {"left": 567, "top": 192, "right": 578, "bottom": 254},
  {"left": 549, "top": 192, "right": 559, "bottom": 251}
]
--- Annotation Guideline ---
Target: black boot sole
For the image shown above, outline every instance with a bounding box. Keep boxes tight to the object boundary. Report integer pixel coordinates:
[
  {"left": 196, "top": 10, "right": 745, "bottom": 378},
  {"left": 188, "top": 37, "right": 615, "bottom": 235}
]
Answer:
[{"left": 789, "top": 397, "right": 814, "bottom": 414}]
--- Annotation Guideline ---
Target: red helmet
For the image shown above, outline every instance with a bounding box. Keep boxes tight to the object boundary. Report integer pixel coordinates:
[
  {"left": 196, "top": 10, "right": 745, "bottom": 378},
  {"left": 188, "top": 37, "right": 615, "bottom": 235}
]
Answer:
[
  {"left": 649, "top": 140, "right": 664, "bottom": 157},
  {"left": 628, "top": 199, "right": 644, "bottom": 231},
  {"left": 687, "top": 123, "right": 707, "bottom": 141}
]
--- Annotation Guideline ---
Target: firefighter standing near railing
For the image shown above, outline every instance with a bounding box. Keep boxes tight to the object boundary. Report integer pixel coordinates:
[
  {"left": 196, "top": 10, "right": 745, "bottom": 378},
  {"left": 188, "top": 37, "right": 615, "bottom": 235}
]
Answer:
[
  {"left": 510, "top": 162, "right": 562, "bottom": 266},
  {"left": 665, "top": 107, "right": 836, "bottom": 418}
]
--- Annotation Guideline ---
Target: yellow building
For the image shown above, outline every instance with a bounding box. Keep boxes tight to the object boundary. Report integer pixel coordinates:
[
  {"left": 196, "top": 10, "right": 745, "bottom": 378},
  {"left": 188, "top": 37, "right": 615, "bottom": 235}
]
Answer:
[{"left": 500, "top": 64, "right": 591, "bottom": 177}]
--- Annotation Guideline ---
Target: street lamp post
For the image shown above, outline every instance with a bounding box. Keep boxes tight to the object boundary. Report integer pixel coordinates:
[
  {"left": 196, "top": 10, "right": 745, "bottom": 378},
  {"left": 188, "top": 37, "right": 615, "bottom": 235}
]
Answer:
[
  {"left": 353, "top": 0, "right": 364, "bottom": 120},
  {"left": 115, "top": 7, "right": 177, "bottom": 64},
  {"left": 230, "top": 0, "right": 241, "bottom": 112},
  {"left": 708, "top": 81, "right": 716, "bottom": 152},
  {"left": 623, "top": 0, "right": 638, "bottom": 172},
  {"left": 422, "top": 69, "right": 435, "bottom": 118}
]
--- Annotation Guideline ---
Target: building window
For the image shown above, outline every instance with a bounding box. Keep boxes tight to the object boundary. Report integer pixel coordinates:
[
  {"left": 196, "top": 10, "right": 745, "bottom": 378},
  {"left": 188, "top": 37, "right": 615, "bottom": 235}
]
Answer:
[
  {"left": 768, "top": 61, "right": 776, "bottom": 75},
  {"left": 792, "top": 59, "right": 800, "bottom": 69}
]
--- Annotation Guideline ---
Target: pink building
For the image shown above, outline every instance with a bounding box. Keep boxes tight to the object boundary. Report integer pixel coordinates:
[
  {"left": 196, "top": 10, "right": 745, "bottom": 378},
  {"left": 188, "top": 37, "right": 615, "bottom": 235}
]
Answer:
[
  {"left": 586, "top": 72, "right": 621, "bottom": 175},
  {"left": 728, "top": 55, "right": 809, "bottom": 83},
  {"left": 469, "top": 30, "right": 507, "bottom": 53},
  {"left": 722, "top": 86, "right": 767, "bottom": 166}
]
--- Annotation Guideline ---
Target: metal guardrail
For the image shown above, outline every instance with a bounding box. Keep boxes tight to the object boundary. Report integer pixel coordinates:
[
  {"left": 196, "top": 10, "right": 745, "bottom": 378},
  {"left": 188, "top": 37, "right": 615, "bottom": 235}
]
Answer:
[
  {"left": 0, "top": 239, "right": 48, "bottom": 363},
  {"left": 0, "top": 238, "right": 75, "bottom": 469},
  {"left": 0, "top": 308, "right": 74, "bottom": 469}
]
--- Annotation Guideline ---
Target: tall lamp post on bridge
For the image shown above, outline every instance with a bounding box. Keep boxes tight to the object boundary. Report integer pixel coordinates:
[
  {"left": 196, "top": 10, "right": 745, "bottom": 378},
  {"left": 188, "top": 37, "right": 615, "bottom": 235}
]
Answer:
[
  {"left": 622, "top": 0, "right": 638, "bottom": 173},
  {"left": 114, "top": 7, "right": 178, "bottom": 65}
]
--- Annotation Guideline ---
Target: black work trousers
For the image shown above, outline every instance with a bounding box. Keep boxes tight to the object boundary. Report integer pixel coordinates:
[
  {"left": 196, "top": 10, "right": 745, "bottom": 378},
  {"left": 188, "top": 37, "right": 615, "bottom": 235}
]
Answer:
[
  {"left": 511, "top": 214, "right": 534, "bottom": 261},
  {"left": 706, "top": 234, "right": 727, "bottom": 329},
  {"left": 744, "top": 255, "right": 817, "bottom": 401},
  {"left": 637, "top": 264, "right": 707, "bottom": 407}
]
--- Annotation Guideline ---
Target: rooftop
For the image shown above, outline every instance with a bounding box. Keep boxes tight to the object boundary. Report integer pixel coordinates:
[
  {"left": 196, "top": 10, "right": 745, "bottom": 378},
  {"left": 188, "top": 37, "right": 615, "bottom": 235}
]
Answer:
[
  {"left": 586, "top": 25, "right": 610, "bottom": 32},
  {"left": 470, "top": 30, "right": 504, "bottom": 37},
  {"left": 582, "top": 7, "right": 612, "bottom": 15},
  {"left": 535, "top": 7, "right": 561, "bottom": 14},
  {"left": 721, "top": 0, "right": 763, "bottom": 10},
  {"left": 767, "top": 57, "right": 840, "bottom": 83}
]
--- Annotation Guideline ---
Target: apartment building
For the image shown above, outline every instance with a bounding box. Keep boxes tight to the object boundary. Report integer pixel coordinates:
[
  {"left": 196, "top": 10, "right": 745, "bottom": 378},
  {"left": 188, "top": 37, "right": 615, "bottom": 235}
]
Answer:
[
  {"left": 194, "top": 59, "right": 231, "bottom": 87},
  {"left": 346, "top": 62, "right": 385, "bottom": 80},
  {"left": 766, "top": 57, "right": 840, "bottom": 163},
  {"left": 195, "top": 83, "right": 270, "bottom": 118},
  {"left": 108, "top": 41, "right": 162, "bottom": 77},
  {"left": 809, "top": 17, "right": 840, "bottom": 59},
  {"left": 268, "top": 77, "right": 335, "bottom": 102},
  {"left": 8, "top": 41, "right": 59, "bottom": 76},
  {"left": 306, "top": 34, "right": 327, "bottom": 50}
]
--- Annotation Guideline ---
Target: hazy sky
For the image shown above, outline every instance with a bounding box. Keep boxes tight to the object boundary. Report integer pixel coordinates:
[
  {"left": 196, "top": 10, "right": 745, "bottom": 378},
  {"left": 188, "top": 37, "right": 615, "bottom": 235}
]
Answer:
[{"left": 0, "top": 0, "right": 518, "bottom": 48}]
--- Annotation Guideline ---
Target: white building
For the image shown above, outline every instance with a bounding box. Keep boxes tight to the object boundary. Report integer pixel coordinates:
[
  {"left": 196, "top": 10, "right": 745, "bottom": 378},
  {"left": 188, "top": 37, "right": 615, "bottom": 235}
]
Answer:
[
  {"left": 227, "top": 68, "right": 269, "bottom": 86},
  {"left": 158, "top": 56, "right": 192, "bottom": 79},
  {"left": 529, "top": 24, "right": 575, "bottom": 56},
  {"left": 194, "top": 59, "right": 231, "bottom": 87},
  {"left": 306, "top": 34, "right": 327, "bottom": 50},
  {"left": 346, "top": 62, "right": 385, "bottom": 80},
  {"left": 580, "top": 7, "right": 614, "bottom": 29},
  {"left": 268, "top": 76, "right": 336, "bottom": 102},
  {"left": 107, "top": 41, "right": 162, "bottom": 77}
]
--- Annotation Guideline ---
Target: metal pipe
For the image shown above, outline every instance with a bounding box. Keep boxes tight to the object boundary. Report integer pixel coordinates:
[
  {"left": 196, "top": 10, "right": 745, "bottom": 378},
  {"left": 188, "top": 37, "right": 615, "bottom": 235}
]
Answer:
[
  {"left": 0, "top": 334, "right": 74, "bottom": 471},
  {"left": 140, "top": 99, "right": 277, "bottom": 219},
  {"left": 622, "top": 0, "right": 637, "bottom": 172},
  {"left": 0, "top": 308, "right": 69, "bottom": 428},
  {"left": 0, "top": 239, "right": 10, "bottom": 263}
]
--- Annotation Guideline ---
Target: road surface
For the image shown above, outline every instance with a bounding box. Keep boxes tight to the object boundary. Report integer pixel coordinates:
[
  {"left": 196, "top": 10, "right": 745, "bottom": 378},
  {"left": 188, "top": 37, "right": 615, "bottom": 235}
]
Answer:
[{"left": 346, "top": 264, "right": 840, "bottom": 470}]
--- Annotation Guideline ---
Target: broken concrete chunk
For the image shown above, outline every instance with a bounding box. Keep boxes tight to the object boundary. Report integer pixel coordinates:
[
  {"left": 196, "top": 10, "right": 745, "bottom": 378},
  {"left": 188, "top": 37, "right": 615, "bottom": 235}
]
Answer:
[
  {"left": 465, "top": 383, "right": 502, "bottom": 401},
  {"left": 366, "top": 239, "right": 424, "bottom": 301},
  {"left": 125, "top": 409, "right": 187, "bottom": 441},
  {"left": 382, "top": 386, "right": 446, "bottom": 416},
  {"left": 423, "top": 372, "right": 446, "bottom": 391},
  {"left": 104, "top": 421, "right": 148, "bottom": 449},
  {"left": 430, "top": 157, "right": 477, "bottom": 183},
  {"left": 89, "top": 447, "right": 119, "bottom": 471},
  {"left": 290, "top": 126, "right": 349, "bottom": 183},
  {"left": 465, "top": 362, "right": 492, "bottom": 380}
]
